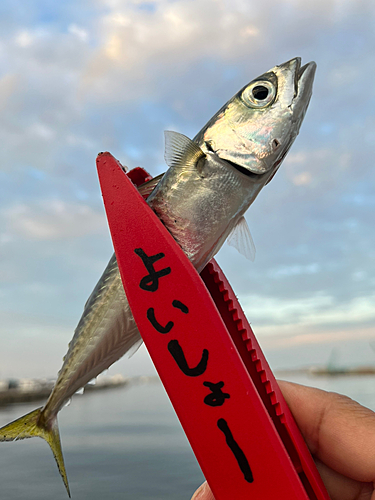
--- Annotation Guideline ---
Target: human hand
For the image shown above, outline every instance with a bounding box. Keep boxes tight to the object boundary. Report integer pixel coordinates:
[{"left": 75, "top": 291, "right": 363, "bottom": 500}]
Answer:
[{"left": 190, "top": 380, "right": 375, "bottom": 500}]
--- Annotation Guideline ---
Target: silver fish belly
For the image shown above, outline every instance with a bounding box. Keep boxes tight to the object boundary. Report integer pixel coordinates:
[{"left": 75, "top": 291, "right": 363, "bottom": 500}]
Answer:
[{"left": 43, "top": 254, "right": 140, "bottom": 418}]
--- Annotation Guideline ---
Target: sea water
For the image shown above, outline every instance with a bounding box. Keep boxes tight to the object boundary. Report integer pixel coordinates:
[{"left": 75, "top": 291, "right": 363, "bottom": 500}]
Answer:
[{"left": 0, "top": 375, "right": 374, "bottom": 499}]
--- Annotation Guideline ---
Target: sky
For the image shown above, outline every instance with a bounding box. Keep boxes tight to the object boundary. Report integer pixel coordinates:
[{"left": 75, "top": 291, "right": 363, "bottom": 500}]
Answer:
[{"left": 0, "top": 0, "right": 374, "bottom": 379}]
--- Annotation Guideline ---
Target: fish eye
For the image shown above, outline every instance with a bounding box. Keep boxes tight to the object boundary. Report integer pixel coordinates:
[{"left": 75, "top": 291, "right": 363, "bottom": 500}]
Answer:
[{"left": 242, "top": 81, "right": 276, "bottom": 109}]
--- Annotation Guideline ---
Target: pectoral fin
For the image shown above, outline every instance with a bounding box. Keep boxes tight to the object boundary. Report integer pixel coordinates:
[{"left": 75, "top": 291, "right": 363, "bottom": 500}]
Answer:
[{"left": 227, "top": 216, "right": 256, "bottom": 262}]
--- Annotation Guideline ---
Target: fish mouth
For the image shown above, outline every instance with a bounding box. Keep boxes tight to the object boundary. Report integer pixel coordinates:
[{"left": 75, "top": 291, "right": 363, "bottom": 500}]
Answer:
[
  {"left": 281, "top": 57, "right": 316, "bottom": 101},
  {"left": 224, "top": 159, "right": 260, "bottom": 179},
  {"left": 293, "top": 58, "right": 316, "bottom": 103},
  {"left": 298, "top": 61, "right": 316, "bottom": 80},
  {"left": 293, "top": 57, "right": 302, "bottom": 94}
]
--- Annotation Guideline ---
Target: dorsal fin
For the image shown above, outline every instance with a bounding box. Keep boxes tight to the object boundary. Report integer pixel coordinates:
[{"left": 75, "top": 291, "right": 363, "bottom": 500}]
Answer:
[
  {"left": 164, "top": 131, "right": 205, "bottom": 170},
  {"left": 227, "top": 216, "right": 256, "bottom": 261}
]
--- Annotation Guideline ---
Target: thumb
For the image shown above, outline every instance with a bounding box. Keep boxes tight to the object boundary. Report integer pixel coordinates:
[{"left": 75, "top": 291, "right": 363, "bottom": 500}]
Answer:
[{"left": 191, "top": 481, "right": 215, "bottom": 500}]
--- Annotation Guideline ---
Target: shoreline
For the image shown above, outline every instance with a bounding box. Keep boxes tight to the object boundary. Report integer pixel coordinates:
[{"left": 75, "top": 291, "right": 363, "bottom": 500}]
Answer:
[
  {"left": 276, "top": 366, "right": 375, "bottom": 377},
  {"left": 0, "top": 374, "right": 159, "bottom": 407}
]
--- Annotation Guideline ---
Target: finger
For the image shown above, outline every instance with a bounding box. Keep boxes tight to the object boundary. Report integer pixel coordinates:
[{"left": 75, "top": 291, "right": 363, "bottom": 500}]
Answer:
[
  {"left": 278, "top": 380, "right": 375, "bottom": 483},
  {"left": 315, "top": 458, "right": 373, "bottom": 500},
  {"left": 191, "top": 481, "right": 215, "bottom": 500},
  {"left": 189, "top": 463, "right": 374, "bottom": 500}
]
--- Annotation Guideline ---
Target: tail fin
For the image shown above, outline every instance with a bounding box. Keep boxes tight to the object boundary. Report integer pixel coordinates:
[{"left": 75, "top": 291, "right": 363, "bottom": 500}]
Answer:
[{"left": 0, "top": 407, "right": 70, "bottom": 497}]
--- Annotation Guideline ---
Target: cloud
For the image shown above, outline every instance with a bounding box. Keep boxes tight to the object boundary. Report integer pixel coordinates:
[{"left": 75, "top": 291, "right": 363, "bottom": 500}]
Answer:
[
  {"left": 267, "top": 263, "right": 320, "bottom": 278},
  {"left": 0, "top": 0, "right": 372, "bottom": 180},
  {"left": 75, "top": 0, "right": 372, "bottom": 108},
  {"left": 68, "top": 23, "right": 89, "bottom": 42},
  {"left": 0, "top": 0, "right": 374, "bottom": 379},
  {"left": 0, "top": 309, "right": 73, "bottom": 378},
  {"left": 243, "top": 292, "right": 375, "bottom": 330},
  {"left": 0, "top": 73, "right": 19, "bottom": 111},
  {"left": 3, "top": 199, "right": 106, "bottom": 240}
]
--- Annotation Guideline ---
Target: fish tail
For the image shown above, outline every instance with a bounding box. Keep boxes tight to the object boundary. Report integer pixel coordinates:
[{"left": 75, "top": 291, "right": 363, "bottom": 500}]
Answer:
[{"left": 0, "top": 407, "right": 70, "bottom": 497}]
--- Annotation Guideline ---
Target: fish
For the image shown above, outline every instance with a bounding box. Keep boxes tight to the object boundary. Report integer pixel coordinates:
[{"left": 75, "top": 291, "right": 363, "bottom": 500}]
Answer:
[{"left": 0, "top": 57, "right": 316, "bottom": 496}]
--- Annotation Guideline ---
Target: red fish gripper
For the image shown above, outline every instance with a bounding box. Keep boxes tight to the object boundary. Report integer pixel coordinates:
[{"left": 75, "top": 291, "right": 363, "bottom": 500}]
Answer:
[{"left": 96, "top": 151, "right": 330, "bottom": 500}]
